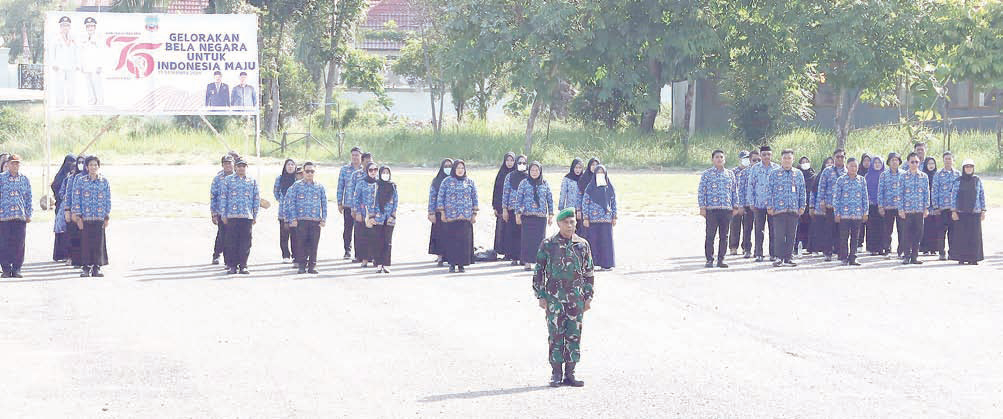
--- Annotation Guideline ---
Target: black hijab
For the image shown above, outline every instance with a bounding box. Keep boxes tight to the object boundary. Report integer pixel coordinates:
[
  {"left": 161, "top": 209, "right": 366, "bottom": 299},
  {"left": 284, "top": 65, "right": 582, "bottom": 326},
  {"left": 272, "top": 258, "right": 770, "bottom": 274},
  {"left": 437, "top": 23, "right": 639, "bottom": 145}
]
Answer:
[
  {"left": 578, "top": 157, "right": 600, "bottom": 194},
  {"left": 798, "top": 156, "right": 815, "bottom": 186},
  {"left": 364, "top": 162, "right": 378, "bottom": 184},
  {"left": 585, "top": 165, "right": 615, "bottom": 211},
  {"left": 278, "top": 158, "right": 297, "bottom": 193},
  {"left": 508, "top": 154, "right": 528, "bottom": 189},
  {"left": 922, "top": 157, "right": 937, "bottom": 188},
  {"left": 52, "top": 154, "right": 76, "bottom": 195},
  {"left": 452, "top": 160, "right": 468, "bottom": 180},
  {"left": 433, "top": 158, "right": 453, "bottom": 191},
  {"left": 492, "top": 152, "right": 516, "bottom": 211},
  {"left": 377, "top": 166, "right": 396, "bottom": 208},
  {"left": 957, "top": 165, "right": 978, "bottom": 212},
  {"left": 565, "top": 158, "right": 583, "bottom": 181},
  {"left": 859, "top": 153, "right": 871, "bottom": 176},
  {"left": 528, "top": 161, "right": 544, "bottom": 206}
]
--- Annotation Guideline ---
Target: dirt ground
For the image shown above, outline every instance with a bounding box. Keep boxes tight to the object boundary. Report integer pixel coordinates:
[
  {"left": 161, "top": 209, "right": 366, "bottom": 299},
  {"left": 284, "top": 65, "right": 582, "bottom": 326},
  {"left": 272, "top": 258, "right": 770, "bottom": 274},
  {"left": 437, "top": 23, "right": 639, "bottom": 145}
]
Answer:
[{"left": 1, "top": 166, "right": 1002, "bottom": 418}]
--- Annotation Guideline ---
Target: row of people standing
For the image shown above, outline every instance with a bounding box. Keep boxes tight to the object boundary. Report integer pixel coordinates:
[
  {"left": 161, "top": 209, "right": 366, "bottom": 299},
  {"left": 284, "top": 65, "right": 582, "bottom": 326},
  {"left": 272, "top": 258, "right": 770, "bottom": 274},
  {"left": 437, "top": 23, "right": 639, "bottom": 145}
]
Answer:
[
  {"left": 333, "top": 148, "right": 398, "bottom": 273},
  {"left": 52, "top": 154, "right": 111, "bottom": 277},
  {"left": 700, "top": 144, "right": 987, "bottom": 267}
]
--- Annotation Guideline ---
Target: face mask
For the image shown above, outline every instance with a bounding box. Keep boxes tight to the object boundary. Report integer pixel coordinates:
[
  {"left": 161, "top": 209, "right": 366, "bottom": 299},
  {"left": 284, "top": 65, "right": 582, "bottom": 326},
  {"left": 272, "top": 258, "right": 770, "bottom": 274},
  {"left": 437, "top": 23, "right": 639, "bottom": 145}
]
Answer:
[
  {"left": 741, "top": 158, "right": 750, "bottom": 167},
  {"left": 800, "top": 163, "right": 810, "bottom": 170},
  {"left": 517, "top": 163, "right": 527, "bottom": 172},
  {"left": 443, "top": 167, "right": 452, "bottom": 175},
  {"left": 380, "top": 173, "right": 391, "bottom": 182},
  {"left": 596, "top": 176, "right": 608, "bottom": 187}
]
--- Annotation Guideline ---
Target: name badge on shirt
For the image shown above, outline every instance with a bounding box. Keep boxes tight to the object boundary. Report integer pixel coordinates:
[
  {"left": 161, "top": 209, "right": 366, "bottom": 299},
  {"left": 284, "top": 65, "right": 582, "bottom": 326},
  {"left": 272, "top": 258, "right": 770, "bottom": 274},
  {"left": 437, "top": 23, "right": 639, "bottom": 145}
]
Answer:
[{"left": 791, "top": 185, "right": 796, "bottom": 193}]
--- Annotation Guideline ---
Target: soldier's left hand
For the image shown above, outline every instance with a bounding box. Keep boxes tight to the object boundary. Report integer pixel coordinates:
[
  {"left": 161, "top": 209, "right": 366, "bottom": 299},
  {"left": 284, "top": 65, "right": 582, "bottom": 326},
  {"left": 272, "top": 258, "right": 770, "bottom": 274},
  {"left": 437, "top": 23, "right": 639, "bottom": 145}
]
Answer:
[
  {"left": 981, "top": 211, "right": 986, "bottom": 221},
  {"left": 584, "top": 300, "right": 592, "bottom": 312},
  {"left": 25, "top": 217, "right": 30, "bottom": 223},
  {"left": 547, "top": 216, "right": 553, "bottom": 225},
  {"left": 612, "top": 218, "right": 617, "bottom": 227},
  {"left": 319, "top": 221, "right": 326, "bottom": 228}
]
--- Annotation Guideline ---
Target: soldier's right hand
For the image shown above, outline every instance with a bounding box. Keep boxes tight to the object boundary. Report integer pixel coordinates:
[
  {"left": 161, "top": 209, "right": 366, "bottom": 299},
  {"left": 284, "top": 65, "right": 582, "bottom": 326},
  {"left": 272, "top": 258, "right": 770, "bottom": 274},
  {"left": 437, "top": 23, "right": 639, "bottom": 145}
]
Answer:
[
  {"left": 211, "top": 215, "right": 218, "bottom": 225},
  {"left": 538, "top": 298, "right": 547, "bottom": 309},
  {"left": 428, "top": 214, "right": 436, "bottom": 223}
]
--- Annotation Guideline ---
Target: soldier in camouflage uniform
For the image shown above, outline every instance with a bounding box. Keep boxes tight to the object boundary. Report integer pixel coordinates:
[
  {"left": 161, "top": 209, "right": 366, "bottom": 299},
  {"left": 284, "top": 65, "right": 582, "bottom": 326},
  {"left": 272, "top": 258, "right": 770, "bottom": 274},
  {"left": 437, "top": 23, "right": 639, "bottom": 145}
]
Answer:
[{"left": 533, "top": 207, "right": 595, "bottom": 387}]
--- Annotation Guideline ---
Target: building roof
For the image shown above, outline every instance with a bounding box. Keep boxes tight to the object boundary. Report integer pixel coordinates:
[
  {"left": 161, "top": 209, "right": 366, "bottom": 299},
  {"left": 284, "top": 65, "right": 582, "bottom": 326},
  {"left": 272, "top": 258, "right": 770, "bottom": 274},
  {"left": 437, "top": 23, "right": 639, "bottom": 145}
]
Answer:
[
  {"left": 356, "top": 0, "right": 421, "bottom": 52},
  {"left": 75, "top": 0, "right": 208, "bottom": 13}
]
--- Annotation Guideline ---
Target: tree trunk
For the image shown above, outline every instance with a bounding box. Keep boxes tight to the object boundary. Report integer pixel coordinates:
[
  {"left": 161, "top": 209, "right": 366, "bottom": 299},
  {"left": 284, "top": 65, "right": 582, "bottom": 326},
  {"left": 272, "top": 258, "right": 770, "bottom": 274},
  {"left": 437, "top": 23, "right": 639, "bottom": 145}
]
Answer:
[
  {"left": 322, "top": 60, "right": 337, "bottom": 128},
  {"left": 835, "top": 89, "right": 861, "bottom": 150},
  {"left": 524, "top": 94, "right": 543, "bottom": 155},
  {"left": 476, "top": 79, "right": 488, "bottom": 120},
  {"left": 420, "top": 35, "right": 439, "bottom": 133},
  {"left": 834, "top": 87, "right": 846, "bottom": 149},
  {"left": 684, "top": 79, "right": 696, "bottom": 142},
  {"left": 265, "top": 21, "right": 286, "bottom": 139},
  {"left": 438, "top": 82, "right": 445, "bottom": 131},
  {"left": 639, "top": 58, "right": 663, "bottom": 134},
  {"left": 996, "top": 102, "right": 1003, "bottom": 164}
]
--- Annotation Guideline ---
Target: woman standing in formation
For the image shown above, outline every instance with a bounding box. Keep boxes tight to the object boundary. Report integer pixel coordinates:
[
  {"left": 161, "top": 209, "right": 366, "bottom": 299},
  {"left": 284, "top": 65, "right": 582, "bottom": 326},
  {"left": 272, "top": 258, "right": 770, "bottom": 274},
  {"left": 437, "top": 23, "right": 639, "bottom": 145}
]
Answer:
[
  {"left": 72, "top": 156, "right": 111, "bottom": 277},
  {"left": 949, "top": 159, "right": 986, "bottom": 265},
  {"left": 582, "top": 165, "right": 617, "bottom": 271},
  {"left": 864, "top": 156, "right": 886, "bottom": 255},
  {"left": 274, "top": 158, "right": 297, "bottom": 263},
  {"left": 795, "top": 156, "right": 814, "bottom": 254},
  {"left": 576, "top": 157, "right": 601, "bottom": 237},
  {"left": 428, "top": 158, "right": 453, "bottom": 266},
  {"left": 857, "top": 153, "right": 871, "bottom": 249},
  {"left": 501, "top": 155, "right": 529, "bottom": 265},
  {"left": 920, "top": 157, "right": 943, "bottom": 256},
  {"left": 492, "top": 152, "right": 516, "bottom": 259},
  {"left": 878, "top": 152, "right": 905, "bottom": 258},
  {"left": 808, "top": 157, "right": 834, "bottom": 255},
  {"left": 51, "top": 154, "right": 77, "bottom": 262},
  {"left": 353, "top": 162, "right": 379, "bottom": 268},
  {"left": 516, "top": 161, "right": 555, "bottom": 271},
  {"left": 370, "top": 166, "right": 398, "bottom": 274},
  {"left": 63, "top": 156, "right": 88, "bottom": 267},
  {"left": 437, "top": 159, "right": 478, "bottom": 273},
  {"left": 0, "top": 155, "right": 31, "bottom": 278},
  {"left": 559, "top": 158, "right": 584, "bottom": 213}
]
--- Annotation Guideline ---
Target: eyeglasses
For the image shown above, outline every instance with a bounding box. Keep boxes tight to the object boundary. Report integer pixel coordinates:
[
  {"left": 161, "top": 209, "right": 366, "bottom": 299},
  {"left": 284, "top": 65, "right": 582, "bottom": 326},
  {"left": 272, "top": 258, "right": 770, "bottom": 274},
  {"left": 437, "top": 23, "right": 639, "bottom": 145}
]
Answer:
[
  {"left": 909, "top": 160, "right": 919, "bottom": 164},
  {"left": 368, "top": 169, "right": 378, "bottom": 172},
  {"left": 305, "top": 170, "right": 315, "bottom": 174},
  {"left": 835, "top": 155, "right": 845, "bottom": 159}
]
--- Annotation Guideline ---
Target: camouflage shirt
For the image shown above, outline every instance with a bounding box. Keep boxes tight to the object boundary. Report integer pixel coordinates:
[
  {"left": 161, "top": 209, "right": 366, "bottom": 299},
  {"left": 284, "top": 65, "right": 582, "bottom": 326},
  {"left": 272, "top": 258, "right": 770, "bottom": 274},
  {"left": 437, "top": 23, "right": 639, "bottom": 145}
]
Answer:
[{"left": 533, "top": 233, "right": 595, "bottom": 302}]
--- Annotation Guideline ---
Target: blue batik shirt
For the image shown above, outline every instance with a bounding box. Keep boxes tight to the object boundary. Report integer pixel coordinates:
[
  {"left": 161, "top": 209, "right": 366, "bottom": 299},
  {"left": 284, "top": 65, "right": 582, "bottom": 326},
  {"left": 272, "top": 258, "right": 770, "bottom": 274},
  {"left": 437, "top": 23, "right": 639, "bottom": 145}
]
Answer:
[
  {"left": 0, "top": 172, "right": 32, "bottom": 221},
  {"left": 831, "top": 174, "right": 868, "bottom": 219},
  {"left": 697, "top": 167, "right": 739, "bottom": 210},
  {"left": 899, "top": 171, "right": 930, "bottom": 213},
  {"left": 516, "top": 179, "right": 555, "bottom": 217},
  {"left": 353, "top": 180, "right": 377, "bottom": 217},
  {"left": 766, "top": 167, "right": 805, "bottom": 214},
  {"left": 285, "top": 180, "right": 328, "bottom": 222},
  {"left": 367, "top": 185, "right": 399, "bottom": 225},
  {"left": 931, "top": 168, "right": 961, "bottom": 210},
  {"left": 558, "top": 177, "right": 580, "bottom": 211},
  {"left": 345, "top": 169, "right": 368, "bottom": 210},
  {"left": 582, "top": 188, "right": 618, "bottom": 223},
  {"left": 814, "top": 165, "right": 847, "bottom": 209},
  {"left": 221, "top": 174, "right": 260, "bottom": 220},
  {"left": 210, "top": 170, "right": 230, "bottom": 217},
  {"left": 501, "top": 171, "right": 527, "bottom": 210},
  {"left": 337, "top": 164, "right": 360, "bottom": 208},
  {"left": 72, "top": 175, "right": 111, "bottom": 221},
  {"left": 877, "top": 168, "right": 905, "bottom": 209},
  {"left": 745, "top": 161, "right": 780, "bottom": 209},
  {"left": 733, "top": 165, "right": 751, "bottom": 207},
  {"left": 436, "top": 177, "right": 479, "bottom": 220}
]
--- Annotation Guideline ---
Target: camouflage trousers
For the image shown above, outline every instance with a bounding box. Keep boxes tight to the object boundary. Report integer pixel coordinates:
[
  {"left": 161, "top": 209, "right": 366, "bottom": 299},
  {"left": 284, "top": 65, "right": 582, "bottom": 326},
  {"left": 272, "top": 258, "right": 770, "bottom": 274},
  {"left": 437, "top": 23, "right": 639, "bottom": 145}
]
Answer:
[{"left": 544, "top": 295, "right": 584, "bottom": 363}]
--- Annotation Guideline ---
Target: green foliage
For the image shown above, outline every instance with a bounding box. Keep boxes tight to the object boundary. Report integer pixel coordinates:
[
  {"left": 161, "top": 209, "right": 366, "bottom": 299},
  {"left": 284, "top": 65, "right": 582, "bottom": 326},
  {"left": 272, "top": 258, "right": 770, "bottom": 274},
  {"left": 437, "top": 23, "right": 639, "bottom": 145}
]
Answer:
[
  {"left": 0, "top": 0, "right": 53, "bottom": 64},
  {"left": 343, "top": 49, "right": 392, "bottom": 110}
]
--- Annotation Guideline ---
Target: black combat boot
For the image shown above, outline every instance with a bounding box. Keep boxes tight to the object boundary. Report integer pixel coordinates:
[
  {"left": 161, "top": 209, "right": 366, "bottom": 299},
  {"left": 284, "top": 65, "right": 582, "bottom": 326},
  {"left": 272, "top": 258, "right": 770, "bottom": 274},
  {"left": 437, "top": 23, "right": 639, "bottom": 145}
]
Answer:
[
  {"left": 549, "top": 362, "right": 563, "bottom": 387},
  {"left": 298, "top": 263, "right": 307, "bottom": 274},
  {"left": 563, "top": 362, "right": 584, "bottom": 387}
]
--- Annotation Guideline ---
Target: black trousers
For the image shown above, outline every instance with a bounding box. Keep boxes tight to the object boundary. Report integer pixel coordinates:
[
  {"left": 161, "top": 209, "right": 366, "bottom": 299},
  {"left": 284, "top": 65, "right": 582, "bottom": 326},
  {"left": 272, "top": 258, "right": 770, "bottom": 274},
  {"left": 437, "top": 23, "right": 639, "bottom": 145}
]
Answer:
[
  {"left": 837, "top": 219, "right": 862, "bottom": 262},
  {"left": 1, "top": 220, "right": 26, "bottom": 271},
  {"left": 940, "top": 214, "right": 953, "bottom": 255},
  {"left": 279, "top": 220, "right": 293, "bottom": 259},
  {"left": 752, "top": 208, "right": 774, "bottom": 258},
  {"left": 295, "top": 220, "right": 321, "bottom": 268},
  {"left": 728, "top": 206, "right": 754, "bottom": 252},
  {"left": 772, "top": 212, "right": 798, "bottom": 262},
  {"left": 901, "top": 212, "right": 924, "bottom": 261},
  {"left": 342, "top": 208, "right": 354, "bottom": 254},
  {"left": 882, "top": 209, "right": 904, "bottom": 254},
  {"left": 374, "top": 223, "right": 395, "bottom": 266},
  {"left": 819, "top": 208, "right": 837, "bottom": 257},
  {"left": 704, "top": 209, "right": 731, "bottom": 262},
  {"left": 224, "top": 218, "right": 253, "bottom": 269},
  {"left": 80, "top": 220, "right": 107, "bottom": 267},
  {"left": 213, "top": 218, "right": 225, "bottom": 258}
]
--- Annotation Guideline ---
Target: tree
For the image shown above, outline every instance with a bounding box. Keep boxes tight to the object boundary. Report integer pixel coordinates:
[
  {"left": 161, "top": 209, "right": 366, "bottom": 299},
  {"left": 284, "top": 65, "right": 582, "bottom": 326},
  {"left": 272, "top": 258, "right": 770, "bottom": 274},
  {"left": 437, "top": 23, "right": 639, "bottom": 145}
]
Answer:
[
  {"left": 0, "top": 0, "right": 52, "bottom": 64},
  {"left": 319, "top": 0, "right": 368, "bottom": 128},
  {"left": 392, "top": 37, "right": 446, "bottom": 132},
  {"left": 342, "top": 48, "right": 392, "bottom": 110},
  {"left": 253, "top": 0, "right": 317, "bottom": 139}
]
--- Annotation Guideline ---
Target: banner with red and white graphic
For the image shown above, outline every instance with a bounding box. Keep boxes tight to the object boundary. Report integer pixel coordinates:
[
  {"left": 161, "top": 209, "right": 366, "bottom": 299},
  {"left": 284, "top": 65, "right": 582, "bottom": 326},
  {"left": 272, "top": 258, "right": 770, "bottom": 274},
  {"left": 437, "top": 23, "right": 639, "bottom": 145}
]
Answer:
[{"left": 45, "top": 12, "right": 258, "bottom": 115}]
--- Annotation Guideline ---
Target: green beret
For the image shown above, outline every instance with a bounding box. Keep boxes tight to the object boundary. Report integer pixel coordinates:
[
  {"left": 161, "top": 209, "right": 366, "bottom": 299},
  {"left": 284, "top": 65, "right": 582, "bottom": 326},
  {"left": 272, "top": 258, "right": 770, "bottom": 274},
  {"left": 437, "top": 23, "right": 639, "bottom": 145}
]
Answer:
[{"left": 556, "top": 208, "right": 576, "bottom": 221}]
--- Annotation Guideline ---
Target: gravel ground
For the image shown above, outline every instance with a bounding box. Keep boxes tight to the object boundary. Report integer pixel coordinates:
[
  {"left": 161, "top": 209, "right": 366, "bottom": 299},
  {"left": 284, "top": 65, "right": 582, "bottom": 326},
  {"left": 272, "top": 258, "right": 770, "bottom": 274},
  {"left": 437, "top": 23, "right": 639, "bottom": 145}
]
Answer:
[{"left": 1, "top": 189, "right": 1002, "bottom": 417}]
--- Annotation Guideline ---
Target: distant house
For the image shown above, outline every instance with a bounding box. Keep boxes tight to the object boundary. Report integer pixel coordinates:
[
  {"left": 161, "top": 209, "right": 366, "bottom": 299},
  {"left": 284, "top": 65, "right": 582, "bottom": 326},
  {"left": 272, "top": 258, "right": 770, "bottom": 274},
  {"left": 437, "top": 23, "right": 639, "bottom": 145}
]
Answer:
[
  {"left": 352, "top": 0, "right": 420, "bottom": 89},
  {"left": 76, "top": 0, "right": 209, "bottom": 13},
  {"left": 671, "top": 78, "right": 1002, "bottom": 134}
]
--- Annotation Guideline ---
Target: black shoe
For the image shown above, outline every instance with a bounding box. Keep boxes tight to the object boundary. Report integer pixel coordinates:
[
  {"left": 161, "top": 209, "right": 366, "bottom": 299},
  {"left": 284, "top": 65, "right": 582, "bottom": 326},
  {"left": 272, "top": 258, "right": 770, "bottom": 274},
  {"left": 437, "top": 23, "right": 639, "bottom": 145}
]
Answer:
[
  {"left": 298, "top": 265, "right": 307, "bottom": 274},
  {"left": 901, "top": 258, "right": 910, "bottom": 265},
  {"left": 849, "top": 260, "right": 861, "bottom": 266},
  {"left": 717, "top": 261, "right": 729, "bottom": 268},
  {"left": 743, "top": 251, "right": 751, "bottom": 259},
  {"left": 971, "top": 261, "right": 979, "bottom": 265},
  {"left": 11, "top": 269, "right": 23, "bottom": 278},
  {"left": 824, "top": 255, "right": 832, "bottom": 262},
  {"left": 772, "top": 260, "right": 783, "bottom": 267},
  {"left": 704, "top": 261, "right": 714, "bottom": 268},
  {"left": 784, "top": 260, "right": 798, "bottom": 267},
  {"left": 550, "top": 362, "right": 563, "bottom": 387},
  {"left": 239, "top": 268, "right": 250, "bottom": 274},
  {"left": 563, "top": 362, "right": 584, "bottom": 387},
  {"left": 769, "top": 256, "right": 776, "bottom": 262},
  {"left": 842, "top": 260, "right": 850, "bottom": 266},
  {"left": 227, "top": 267, "right": 237, "bottom": 275},
  {"left": 0, "top": 271, "right": 9, "bottom": 278},
  {"left": 343, "top": 252, "right": 352, "bottom": 260},
  {"left": 458, "top": 266, "right": 465, "bottom": 273},
  {"left": 449, "top": 265, "right": 456, "bottom": 273},
  {"left": 755, "top": 256, "right": 764, "bottom": 262},
  {"left": 91, "top": 266, "right": 104, "bottom": 277},
  {"left": 381, "top": 267, "right": 390, "bottom": 274},
  {"left": 80, "top": 266, "right": 91, "bottom": 277},
  {"left": 939, "top": 253, "right": 947, "bottom": 261},
  {"left": 437, "top": 260, "right": 445, "bottom": 267},
  {"left": 308, "top": 268, "right": 319, "bottom": 274},
  {"left": 910, "top": 259, "right": 923, "bottom": 265},
  {"left": 211, "top": 257, "right": 220, "bottom": 265}
]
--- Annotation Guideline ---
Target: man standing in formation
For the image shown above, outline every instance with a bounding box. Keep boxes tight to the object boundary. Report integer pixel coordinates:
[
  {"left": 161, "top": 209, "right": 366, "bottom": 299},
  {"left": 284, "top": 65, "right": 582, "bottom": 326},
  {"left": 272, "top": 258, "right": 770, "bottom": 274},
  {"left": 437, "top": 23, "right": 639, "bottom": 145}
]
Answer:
[
  {"left": 746, "top": 146, "right": 780, "bottom": 262},
  {"left": 221, "top": 158, "right": 260, "bottom": 274},
  {"left": 284, "top": 162, "right": 327, "bottom": 274},
  {"left": 210, "top": 154, "right": 235, "bottom": 265},
  {"left": 832, "top": 158, "right": 868, "bottom": 266},
  {"left": 698, "top": 150, "right": 739, "bottom": 268},
  {"left": 0, "top": 155, "right": 31, "bottom": 277},
  {"left": 931, "top": 151, "right": 960, "bottom": 261},
  {"left": 533, "top": 207, "right": 594, "bottom": 388},
  {"left": 900, "top": 152, "right": 930, "bottom": 265},
  {"left": 766, "top": 149, "right": 805, "bottom": 267},
  {"left": 728, "top": 150, "right": 756, "bottom": 258},
  {"left": 336, "top": 147, "right": 363, "bottom": 259},
  {"left": 814, "top": 149, "right": 847, "bottom": 261}
]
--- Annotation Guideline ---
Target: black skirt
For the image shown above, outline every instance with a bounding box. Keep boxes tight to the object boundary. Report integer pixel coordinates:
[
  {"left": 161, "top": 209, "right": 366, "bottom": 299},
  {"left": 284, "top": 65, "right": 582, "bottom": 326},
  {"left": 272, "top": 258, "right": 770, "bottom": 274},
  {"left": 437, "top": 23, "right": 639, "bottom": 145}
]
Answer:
[
  {"left": 493, "top": 213, "right": 506, "bottom": 255},
  {"left": 355, "top": 221, "right": 374, "bottom": 261},
  {"left": 920, "top": 212, "right": 945, "bottom": 252},
  {"left": 502, "top": 209, "right": 521, "bottom": 260},
  {"left": 68, "top": 221, "right": 83, "bottom": 266},
  {"left": 808, "top": 213, "right": 826, "bottom": 252},
  {"left": 80, "top": 220, "right": 108, "bottom": 266},
  {"left": 428, "top": 212, "right": 448, "bottom": 257},
  {"left": 374, "top": 224, "right": 394, "bottom": 266},
  {"left": 586, "top": 222, "right": 615, "bottom": 268},
  {"left": 519, "top": 215, "right": 547, "bottom": 264},
  {"left": 796, "top": 209, "right": 812, "bottom": 243},
  {"left": 865, "top": 204, "right": 885, "bottom": 253},
  {"left": 443, "top": 220, "right": 474, "bottom": 266},
  {"left": 949, "top": 212, "right": 983, "bottom": 262}
]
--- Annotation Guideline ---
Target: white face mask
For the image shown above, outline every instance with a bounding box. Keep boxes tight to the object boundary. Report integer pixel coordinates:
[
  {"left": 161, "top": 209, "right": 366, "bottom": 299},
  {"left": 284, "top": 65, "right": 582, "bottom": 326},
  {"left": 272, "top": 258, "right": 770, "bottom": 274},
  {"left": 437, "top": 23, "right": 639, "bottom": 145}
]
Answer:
[
  {"left": 800, "top": 162, "right": 810, "bottom": 170},
  {"left": 596, "top": 176, "right": 608, "bottom": 187},
  {"left": 443, "top": 167, "right": 451, "bottom": 175},
  {"left": 380, "top": 173, "right": 391, "bottom": 181},
  {"left": 517, "top": 163, "right": 527, "bottom": 172},
  {"left": 741, "top": 158, "right": 750, "bottom": 167}
]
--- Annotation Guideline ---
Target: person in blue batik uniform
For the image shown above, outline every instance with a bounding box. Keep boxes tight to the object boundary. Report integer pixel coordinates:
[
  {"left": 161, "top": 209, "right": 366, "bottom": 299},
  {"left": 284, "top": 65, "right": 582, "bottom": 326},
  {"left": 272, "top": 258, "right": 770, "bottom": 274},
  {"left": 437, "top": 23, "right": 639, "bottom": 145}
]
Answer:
[
  {"left": 427, "top": 158, "right": 453, "bottom": 266},
  {"left": 354, "top": 162, "right": 380, "bottom": 267},
  {"left": 210, "top": 154, "right": 235, "bottom": 265},
  {"left": 814, "top": 149, "right": 848, "bottom": 261},
  {"left": 831, "top": 158, "right": 868, "bottom": 266},
  {"left": 698, "top": 150, "right": 739, "bottom": 268},
  {"left": 898, "top": 152, "right": 930, "bottom": 265},
  {"left": 437, "top": 160, "right": 479, "bottom": 273},
  {"left": 336, "top": 147, "right": 363, "bottom": 259},
  {"left": 286, "top": 162, "right": 327, "bottom": 275},
  {"left": 877, "top": 152, "right": 906, "bottom": 258},
  {"left": 491, "top": 153, "right": 517, "bottom": 260},
  {"left": 0, "top": 155, "right": 32, "bottom": 278},
  {"left": 745, "top": 146, "right": 781, "bottom": 262},
  {"left": 948, "top": 159, "right": 987, "bottom": 265},
  {"left": 766, "top": 149, "right": 806, "bottom": 267},
  {"left": 728, "top": 150, "right": 756, "bottom": 258},
  {"left": 516, "top": 161, "right": 555, "bottom": 271},
  {"left": 221, "top": 158, "right": 260, "bottom": 275},
  {"left": 273, "top": 158, "right": 298, "bottom": 263},
  {"left": 50, "top": 154, "right": 76, "bottom": 263},
  {"left": 501, "top": 154, "right": 529, "bottom": 265},
  {"left": 369, "top": 166, "right": 398, "bottom": 274},
  {"left": 582, "top": 165, "right": 617, "bottom": 271},
  {"left": 348, "top": 152, "right": 374, "bottom": 262},
  {"left": 929, "top": 151, "right": 961, "bottom": 260},
  {"left": 72, "top": 156, "right": 111, "bottom": 277}
]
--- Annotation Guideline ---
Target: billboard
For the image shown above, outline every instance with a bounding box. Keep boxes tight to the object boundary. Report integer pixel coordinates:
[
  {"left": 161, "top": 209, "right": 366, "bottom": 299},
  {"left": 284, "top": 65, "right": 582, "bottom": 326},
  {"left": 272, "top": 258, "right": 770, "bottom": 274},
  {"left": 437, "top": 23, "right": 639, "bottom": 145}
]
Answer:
[{"left": 44, "top": 12, "right": 259, "bottom": 115}]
